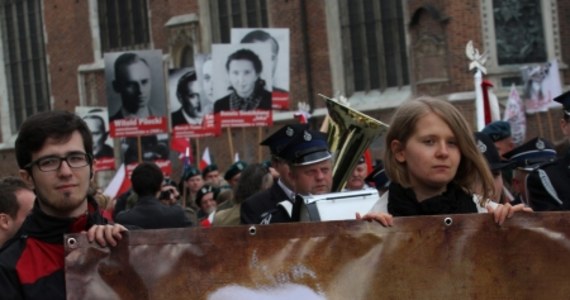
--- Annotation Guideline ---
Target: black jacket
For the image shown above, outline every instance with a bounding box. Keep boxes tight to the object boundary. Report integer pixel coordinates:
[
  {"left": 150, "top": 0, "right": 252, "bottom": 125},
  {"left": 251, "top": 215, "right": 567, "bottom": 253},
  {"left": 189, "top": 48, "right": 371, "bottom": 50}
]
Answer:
[
  {"left": 114, "top": 195, "right": 192, "bottom": 229},
  {"left": 240, "top": 181, "right": 296, "bottom": 224},
  {"left": 0, "top": 196, "right": 107, "bottom": 300}
]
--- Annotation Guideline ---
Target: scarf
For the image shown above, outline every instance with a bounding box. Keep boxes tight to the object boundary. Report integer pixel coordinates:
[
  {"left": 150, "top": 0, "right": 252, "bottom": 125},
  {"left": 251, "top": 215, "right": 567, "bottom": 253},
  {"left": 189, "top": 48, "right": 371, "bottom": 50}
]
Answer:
[
  {"left": 387, "top": 182, "right": 477, "bottom": 216},
  {"left": 229, "top": 79, "right": 266, "bottom": 111}
]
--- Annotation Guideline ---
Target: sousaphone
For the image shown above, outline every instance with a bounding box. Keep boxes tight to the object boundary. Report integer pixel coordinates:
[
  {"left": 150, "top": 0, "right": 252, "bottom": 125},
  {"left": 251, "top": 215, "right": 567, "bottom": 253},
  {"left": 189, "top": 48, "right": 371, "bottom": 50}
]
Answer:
[{"left": 319, "top": 94, "right": 389, "bottom": 192}]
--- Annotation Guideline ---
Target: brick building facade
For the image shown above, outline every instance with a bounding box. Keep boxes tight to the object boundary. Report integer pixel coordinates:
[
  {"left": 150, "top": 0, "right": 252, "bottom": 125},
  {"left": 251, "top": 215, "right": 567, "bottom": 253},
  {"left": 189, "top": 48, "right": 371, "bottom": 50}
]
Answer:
[{"left": 0, "top": 0, "right": 568, "bottom": 185}]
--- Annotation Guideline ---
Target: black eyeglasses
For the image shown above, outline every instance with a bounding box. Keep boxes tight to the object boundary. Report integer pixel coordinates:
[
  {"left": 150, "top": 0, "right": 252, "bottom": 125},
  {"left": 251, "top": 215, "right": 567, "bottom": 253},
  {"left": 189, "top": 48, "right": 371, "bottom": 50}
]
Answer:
[{"left": 26, "top": 152, "right": 92, "bottom": 172}]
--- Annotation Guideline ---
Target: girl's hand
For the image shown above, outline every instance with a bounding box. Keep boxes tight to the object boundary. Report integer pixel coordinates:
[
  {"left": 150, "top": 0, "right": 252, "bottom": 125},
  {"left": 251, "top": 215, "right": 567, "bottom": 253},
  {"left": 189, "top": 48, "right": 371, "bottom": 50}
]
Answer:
[
  {"left": 486, "top": 203, "right": 533, "bottom": 225},
  {"left": 356, "top": 212, "right": 394, "bottom": 227}
]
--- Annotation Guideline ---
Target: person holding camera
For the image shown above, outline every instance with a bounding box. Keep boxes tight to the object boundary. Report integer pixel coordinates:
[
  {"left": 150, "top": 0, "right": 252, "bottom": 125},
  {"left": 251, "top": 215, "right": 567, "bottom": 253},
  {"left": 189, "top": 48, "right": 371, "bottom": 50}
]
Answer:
[{"left": 115, "top": 162, "right": 192, "bottom": 229}]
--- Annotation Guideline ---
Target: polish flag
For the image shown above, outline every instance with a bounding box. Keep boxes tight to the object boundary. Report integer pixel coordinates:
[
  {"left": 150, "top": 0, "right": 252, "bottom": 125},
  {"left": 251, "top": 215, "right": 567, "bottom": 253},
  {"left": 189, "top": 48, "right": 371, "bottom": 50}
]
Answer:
[
  {"left": 103, "top": 164, "right": 131, "bottom": 199},
  {"left": 294, "top": 111, "right": 311, "bottom": 124},
  {"left": 294, "top": 102, "right": 311, "bottom": 124},
  {"left": 199, "top": 147, "right": 212, "bottom": 170}
]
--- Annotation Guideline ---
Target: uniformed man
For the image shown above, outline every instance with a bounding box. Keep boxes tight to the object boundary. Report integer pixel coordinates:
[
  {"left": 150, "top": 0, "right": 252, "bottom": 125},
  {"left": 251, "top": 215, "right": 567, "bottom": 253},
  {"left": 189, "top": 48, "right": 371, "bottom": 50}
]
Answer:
[
  {"left": 224, "top": 160, "right": 248, "bottom": 188},
  {"left": 344, "top": 156, "right": 372, "bottom": 191},
  {"left": 240, "top": 124, "right": 307, "bottom": 224},
  {"left": 202, "top": 164, "right": 223, "bottom": 188},
  {"left": 525, "top": 92, "right": 570, "bottom": 210},
  {"left": 364, "top": 164, "right": 390, "bottom": 196},
  {"left": 482, "top": 120, "right": 515, "bottom": 158},
  {"left": 552, "top": 90, "right": 570, "bottom": 155},
  {"left": 503, "top": 137, "right": 557, "bottom": 206},
  {"left": 256, "top": 128, "right": 332, "bottom": 223},
  {"left": 474, "top": 132, "right": 514, "bottom": 203}
]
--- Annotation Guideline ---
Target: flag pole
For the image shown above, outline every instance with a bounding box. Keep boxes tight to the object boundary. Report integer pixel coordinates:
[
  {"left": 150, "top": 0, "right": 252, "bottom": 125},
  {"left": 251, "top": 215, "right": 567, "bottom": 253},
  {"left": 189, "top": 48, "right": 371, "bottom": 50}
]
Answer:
[
  {"left": 465, "top": 40, "right": 489, "bottom": 131},
  {"left": 241, "top": 127, "right": 246, "bottom": 161},
  {"left": 258, "top": 127, "right": 263, "bottom": 163},
  {"left": 227, "top": 128, "right": 235, "bottom": 160},
  {"left": 196, "top": 139, "right": 201, "bottom": 166}
]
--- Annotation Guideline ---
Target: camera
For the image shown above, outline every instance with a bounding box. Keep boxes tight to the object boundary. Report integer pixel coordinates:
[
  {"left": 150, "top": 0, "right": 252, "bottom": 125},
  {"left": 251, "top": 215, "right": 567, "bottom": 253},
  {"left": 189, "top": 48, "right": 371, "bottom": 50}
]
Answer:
[{"left": 159, "top": 189, "right": 172, "bottom": 200}]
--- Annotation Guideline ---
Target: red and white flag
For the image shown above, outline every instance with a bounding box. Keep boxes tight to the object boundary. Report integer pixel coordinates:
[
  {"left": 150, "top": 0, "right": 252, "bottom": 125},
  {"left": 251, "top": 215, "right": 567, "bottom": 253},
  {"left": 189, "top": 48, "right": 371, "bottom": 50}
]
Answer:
[
  {"left": 293, "top": 102, "right": 311, "bottom": 124},
  {"left": 199, "top": 147, "right": 212, "bottom": 170},
  {"left": 103, "top": 164, "right": 131, "bottom": 199},
  {"left": 503, "top": 84, "right": 526, "bottom": 146}
]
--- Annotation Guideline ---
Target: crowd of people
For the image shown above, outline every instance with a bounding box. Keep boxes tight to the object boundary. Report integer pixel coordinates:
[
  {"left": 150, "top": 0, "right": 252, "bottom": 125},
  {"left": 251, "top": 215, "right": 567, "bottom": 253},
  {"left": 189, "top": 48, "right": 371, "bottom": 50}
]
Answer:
[{"left": 1, "top": 92, "right": 570, "bottom": 298}]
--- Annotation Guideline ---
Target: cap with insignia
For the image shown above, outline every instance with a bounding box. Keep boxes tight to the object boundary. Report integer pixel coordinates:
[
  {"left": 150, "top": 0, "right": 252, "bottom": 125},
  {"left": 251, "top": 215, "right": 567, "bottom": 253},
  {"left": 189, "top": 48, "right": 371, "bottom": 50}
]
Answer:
[
  {"left": 278, "top": 129, "right": 331, "bottom": 166},
  {"left": 365, "top": 166, "right": 390, "bottom": 190},
  {"left": 554, "top": 90, "right": 570, "bottom": 117},
  {"left": 224, "top": 160, "right": 248, "bottom": 181},
  {"left": 201, "top": 164, "right": 218, "bottom": 177},
  {"left": 357, "top": 155, "right": 365, "bottom": 164},
  {"left": 195, "top": 184, "right": 220, "bottom": 207},
  {"left": 474, "top": 132, "right": 513, "bottom": 171},
  {"left": 482, "top": 121, "right": 512, "bottom": 142},
  {"left": 503, "top": 137, "right": 557, "bottom": 169},
  {"left": 260, "top": 124, "right": 308, "bottom": 157},
  {"left": 181, "top": 166, "right": 201, "bottom": 181}
]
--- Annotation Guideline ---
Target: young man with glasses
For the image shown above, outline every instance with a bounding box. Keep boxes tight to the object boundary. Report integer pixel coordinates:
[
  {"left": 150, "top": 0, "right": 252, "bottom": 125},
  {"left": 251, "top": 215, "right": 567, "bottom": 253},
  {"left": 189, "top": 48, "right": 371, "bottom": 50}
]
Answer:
[{"left": 0, "top": 110, "right": 127, "bottom": 299}]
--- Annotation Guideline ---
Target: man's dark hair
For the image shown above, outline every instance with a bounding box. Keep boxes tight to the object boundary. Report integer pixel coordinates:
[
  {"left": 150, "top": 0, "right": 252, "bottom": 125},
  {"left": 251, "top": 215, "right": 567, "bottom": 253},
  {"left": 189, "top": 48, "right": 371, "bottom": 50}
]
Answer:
[
  {"left": 240, "top": 30, "right": 279, "bottom": 54},
  {"left": 0, "top": 183, "right": 21, "bottom": 218},
  {"left": 15, "top": 110, "right": 94, "bottom": 169},
  {"left": 113, "top": 52, "right": 149, "bottom": 83},
  {"left": 234, "top": 164, "right": 269, "bottom": 204},
  {"left": 176, "top": 70, "right": 198, "bottom": 100},
  {"left": 225, "top": 49, "right": 263, "bottom": 74},
  {"left": 131, "top": 162, "right": 163, "bottom": 197}
]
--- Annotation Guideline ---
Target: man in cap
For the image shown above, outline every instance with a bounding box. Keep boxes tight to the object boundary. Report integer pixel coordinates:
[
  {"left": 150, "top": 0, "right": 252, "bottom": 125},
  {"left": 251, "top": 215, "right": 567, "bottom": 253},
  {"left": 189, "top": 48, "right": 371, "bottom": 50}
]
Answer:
[
  {"left": 365, "top": 164, "right": 390, "bottom": 196},
  {"left": 195, "top": 184, "right": 220, "bottom": 227},
  {"left": 264, "top": 128, "right": 333, "bottom": 223},
  {"left": 524, "top": 93, "right": 570, "bottom": 211},
  {"left": 202, "top": 164, "right": 223, "bottom": 188},
  {"left": 482, "top": 121, "right": 515, "bottom": 158},
  {"left": 181, "top": 166, "right": 204, "bottom": 209},
  {"left": 503, "top": 137, "right": 557, "bottom": 206},
  {"left": 241, "top": 124, "right": 306, "bottom": 224},
  {"left": 474, "top": 132, "right": 515, "bottom": 203},
  {"left": 344, "top": 156, "right": 372, "bottom": 191},
  {"left": 552, "top": 90, "right": 570, "bottom": 154},
  {"left": 224, "top": 160, "right": 248, "bottom": 188}
]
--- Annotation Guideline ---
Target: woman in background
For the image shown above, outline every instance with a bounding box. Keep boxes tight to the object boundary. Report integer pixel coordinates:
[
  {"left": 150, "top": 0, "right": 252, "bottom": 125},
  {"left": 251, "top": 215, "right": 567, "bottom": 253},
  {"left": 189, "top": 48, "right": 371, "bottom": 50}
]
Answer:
[{"left": 213, "top": 48, "right": 272, "bottom": 113}]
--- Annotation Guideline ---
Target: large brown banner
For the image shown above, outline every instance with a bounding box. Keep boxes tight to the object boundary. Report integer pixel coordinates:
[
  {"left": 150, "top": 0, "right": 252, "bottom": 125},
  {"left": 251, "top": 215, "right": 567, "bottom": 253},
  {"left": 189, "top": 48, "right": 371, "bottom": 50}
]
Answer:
[{"left": 65, "top": 213, "right": 570, "bottom": 299}]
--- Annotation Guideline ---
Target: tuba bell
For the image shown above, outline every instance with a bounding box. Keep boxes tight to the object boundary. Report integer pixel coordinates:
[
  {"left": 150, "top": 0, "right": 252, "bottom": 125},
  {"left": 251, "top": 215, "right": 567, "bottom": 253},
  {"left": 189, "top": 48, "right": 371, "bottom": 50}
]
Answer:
[{"left": 319, "top": 94, "right": 389, "bottom": 192}]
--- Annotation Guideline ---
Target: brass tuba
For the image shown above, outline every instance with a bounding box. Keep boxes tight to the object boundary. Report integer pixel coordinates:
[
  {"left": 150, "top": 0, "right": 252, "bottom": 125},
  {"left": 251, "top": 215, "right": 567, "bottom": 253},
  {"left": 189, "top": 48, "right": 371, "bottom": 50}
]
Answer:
[{"left": 319, "top": 94, "right": 389, "bottom": 192}]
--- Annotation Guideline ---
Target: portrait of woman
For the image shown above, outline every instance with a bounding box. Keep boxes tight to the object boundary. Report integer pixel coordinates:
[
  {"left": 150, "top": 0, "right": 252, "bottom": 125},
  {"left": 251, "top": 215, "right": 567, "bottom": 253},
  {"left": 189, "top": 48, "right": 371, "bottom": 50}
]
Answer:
[{"left": 213, "top": 48, "right": 272, "bottom": 113}]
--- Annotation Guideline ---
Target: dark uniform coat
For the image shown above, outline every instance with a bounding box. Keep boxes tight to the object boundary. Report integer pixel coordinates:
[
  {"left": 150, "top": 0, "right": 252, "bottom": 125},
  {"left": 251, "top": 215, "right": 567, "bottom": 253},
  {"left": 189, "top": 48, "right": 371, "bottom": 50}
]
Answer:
[
  {"left": 240, "top": 181, "right": 296, "bottom": 224},
  {"left": 526, "top": 151, "right": 570, "bottom": 211}
]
